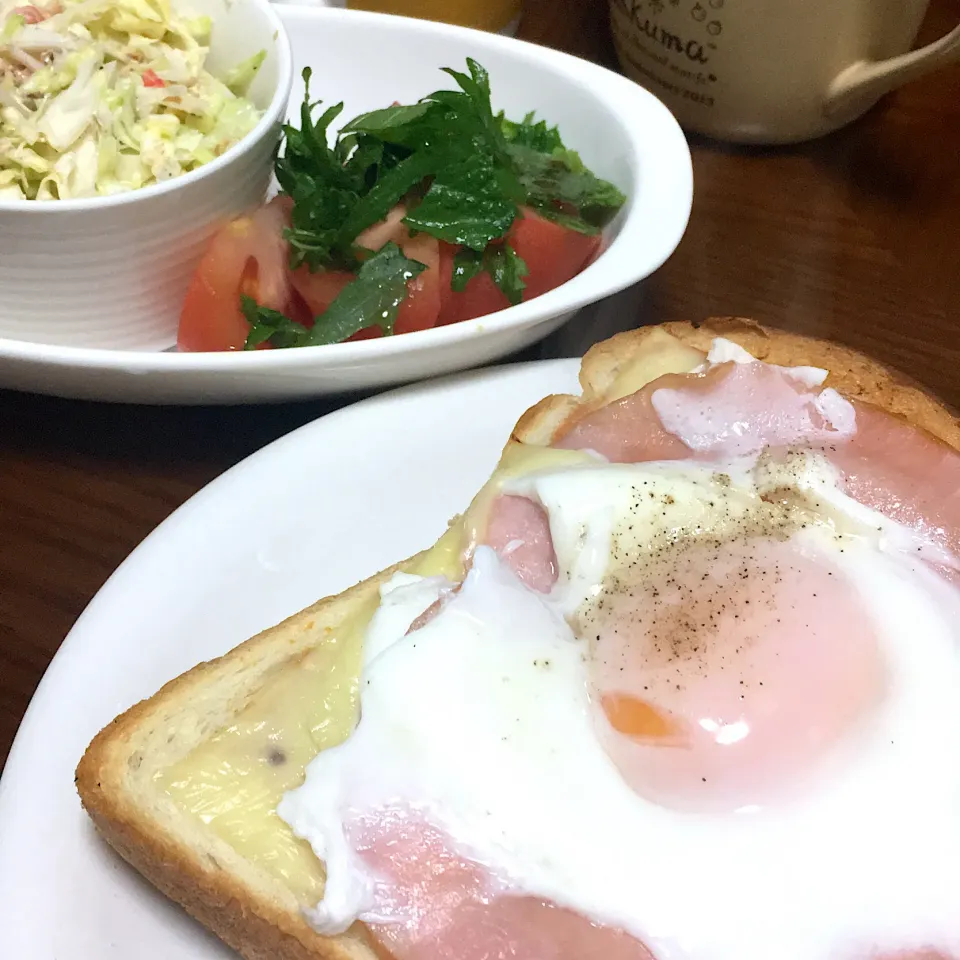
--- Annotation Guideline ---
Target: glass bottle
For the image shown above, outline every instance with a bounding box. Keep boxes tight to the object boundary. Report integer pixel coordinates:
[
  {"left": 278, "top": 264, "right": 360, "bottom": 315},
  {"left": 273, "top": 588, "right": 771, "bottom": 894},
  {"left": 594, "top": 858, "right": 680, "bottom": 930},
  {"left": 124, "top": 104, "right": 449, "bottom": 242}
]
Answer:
[{"left": 345, "top": 0, "right": 522, "bottom": 35}]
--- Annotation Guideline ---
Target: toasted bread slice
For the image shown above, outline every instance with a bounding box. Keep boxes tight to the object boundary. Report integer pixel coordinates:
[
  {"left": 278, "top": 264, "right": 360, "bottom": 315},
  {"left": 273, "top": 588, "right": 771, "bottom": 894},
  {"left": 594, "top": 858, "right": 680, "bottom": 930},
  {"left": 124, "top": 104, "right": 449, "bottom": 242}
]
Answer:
[{"left": 76, "top": 319, "right": 960, "bottom": 960}]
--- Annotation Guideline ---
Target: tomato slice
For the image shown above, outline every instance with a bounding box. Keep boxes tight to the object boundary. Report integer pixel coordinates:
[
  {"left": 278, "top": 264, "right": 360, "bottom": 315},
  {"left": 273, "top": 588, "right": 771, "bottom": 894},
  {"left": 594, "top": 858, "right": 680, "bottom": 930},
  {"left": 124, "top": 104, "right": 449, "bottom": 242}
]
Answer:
[
  {"left": 177, "top": 196, "right": 294, "bottom": 352},
  {"left": 509, "top": 206, "right": 601, "bottom": 300},
  {"left": 291, "top": 209, "right": 440, "bottom": 342},
  {"left": 395, "top": 229, "right": 440, "bottom": 335},
  {"left": 437, "top": 207, "right": 601, "bottom": 326},
  {"left": 177, "top": 200, "right": 444, "bottom": 351},
  {"left": 289, "top": 265, "right": 354, "bottom": 318},
  {"left": 437, "top": 242, "right": 509, "bottom": 326},
  {"left": 356, "top": 203, "right": 408, "bottom": 252},
  {"left": 357, "top": 207, "right": 441, "bottom": 336}
]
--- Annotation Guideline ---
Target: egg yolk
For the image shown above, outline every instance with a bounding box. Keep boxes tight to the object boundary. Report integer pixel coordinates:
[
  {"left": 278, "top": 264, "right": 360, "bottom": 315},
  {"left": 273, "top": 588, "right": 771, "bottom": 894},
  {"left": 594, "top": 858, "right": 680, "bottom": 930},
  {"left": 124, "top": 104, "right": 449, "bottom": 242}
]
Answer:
[{"left": 582, "top": 535, "right": 887, "bottom": 812}]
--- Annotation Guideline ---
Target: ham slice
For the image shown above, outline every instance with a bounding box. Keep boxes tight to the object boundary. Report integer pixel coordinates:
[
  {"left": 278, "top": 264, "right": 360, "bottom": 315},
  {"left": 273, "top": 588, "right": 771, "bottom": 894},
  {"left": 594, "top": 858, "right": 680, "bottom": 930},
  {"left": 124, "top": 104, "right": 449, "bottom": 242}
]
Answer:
[
  {"left": 555, "top": 361, "right": 960, "bottom": 567},
  {"left": 554, "top": 371, "right": 695, "bottom": 463},
  {"left": 556, "top": 362, "right": 856, "bottom": 461},
  {"left": 831, "top": 399, "right": 960, "bottom": 563},
  {"left": 406, "top": 495, "right": 558, "bottom": 636},
  {"left": 483, "top": 494, "right": 558, "bottom": 593},
  {"left": 350, "top": 814, "right": 655, "bottom": 960},
  {"left": 649, "top": 363, "right": 856, "bottom": 456}
]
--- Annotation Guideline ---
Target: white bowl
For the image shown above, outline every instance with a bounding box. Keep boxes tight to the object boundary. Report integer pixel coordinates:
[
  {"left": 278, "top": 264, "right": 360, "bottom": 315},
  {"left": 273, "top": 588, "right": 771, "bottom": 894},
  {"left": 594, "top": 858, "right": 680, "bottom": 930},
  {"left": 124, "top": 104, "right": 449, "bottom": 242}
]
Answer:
[
  {"left": 0, "top": 5, "right": 692, "bottom": 403},
  {"left": 0, "top": 0, "right": 294, "bottom": 352}
]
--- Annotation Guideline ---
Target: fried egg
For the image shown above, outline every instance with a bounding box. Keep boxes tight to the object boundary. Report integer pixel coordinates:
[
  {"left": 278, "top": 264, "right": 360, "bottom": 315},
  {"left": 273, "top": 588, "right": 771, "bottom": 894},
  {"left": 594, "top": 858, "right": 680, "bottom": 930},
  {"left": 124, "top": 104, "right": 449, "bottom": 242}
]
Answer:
[{"left": 278, "top": 451, "right": 960, "bottom": 960}]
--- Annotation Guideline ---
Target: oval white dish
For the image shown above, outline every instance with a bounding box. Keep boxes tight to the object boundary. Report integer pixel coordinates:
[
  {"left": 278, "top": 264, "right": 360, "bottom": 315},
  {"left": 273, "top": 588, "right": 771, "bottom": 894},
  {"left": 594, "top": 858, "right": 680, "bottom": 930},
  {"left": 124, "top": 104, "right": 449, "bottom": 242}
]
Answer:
[{"left": 0, "top": 7, "right": 692, "bottom": 404}]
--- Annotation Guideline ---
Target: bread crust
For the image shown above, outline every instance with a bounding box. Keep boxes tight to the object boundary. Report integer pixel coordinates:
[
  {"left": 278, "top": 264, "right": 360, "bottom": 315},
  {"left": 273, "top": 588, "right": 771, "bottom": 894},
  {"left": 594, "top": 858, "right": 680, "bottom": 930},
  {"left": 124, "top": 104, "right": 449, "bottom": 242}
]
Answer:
[
  {"left": 76, "top": 558, "right": 417, "bottom": 960},
  {"left": 76, "top": 319, "right": 960, "bottom": 960},
  {"left": 513, "top": 318, "right": 960, "bottom": 452}
]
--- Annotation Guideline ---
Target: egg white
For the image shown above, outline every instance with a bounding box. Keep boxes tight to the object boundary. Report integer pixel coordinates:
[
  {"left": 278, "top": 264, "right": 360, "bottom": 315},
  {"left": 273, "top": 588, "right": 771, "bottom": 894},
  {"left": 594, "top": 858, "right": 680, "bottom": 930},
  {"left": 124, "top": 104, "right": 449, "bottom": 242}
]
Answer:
[{"left": 279, "top": 456, "right": 960, "bottom": 960}]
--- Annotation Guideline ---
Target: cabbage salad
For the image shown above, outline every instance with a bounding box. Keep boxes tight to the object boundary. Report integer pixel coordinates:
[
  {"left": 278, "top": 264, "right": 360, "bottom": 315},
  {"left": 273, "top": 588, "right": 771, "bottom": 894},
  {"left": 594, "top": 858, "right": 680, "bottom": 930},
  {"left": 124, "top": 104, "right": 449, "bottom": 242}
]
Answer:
[{"left": 0, "top": 0, "right": 266, "bottom": 200}]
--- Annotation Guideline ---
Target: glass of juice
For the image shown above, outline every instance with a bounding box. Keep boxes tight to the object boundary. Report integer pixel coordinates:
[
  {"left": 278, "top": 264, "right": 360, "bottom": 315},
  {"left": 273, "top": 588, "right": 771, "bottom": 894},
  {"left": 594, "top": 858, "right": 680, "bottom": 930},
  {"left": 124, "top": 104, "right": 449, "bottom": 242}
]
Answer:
[{"left": 345, "top": 0, "right": 522, "bottom": 34}]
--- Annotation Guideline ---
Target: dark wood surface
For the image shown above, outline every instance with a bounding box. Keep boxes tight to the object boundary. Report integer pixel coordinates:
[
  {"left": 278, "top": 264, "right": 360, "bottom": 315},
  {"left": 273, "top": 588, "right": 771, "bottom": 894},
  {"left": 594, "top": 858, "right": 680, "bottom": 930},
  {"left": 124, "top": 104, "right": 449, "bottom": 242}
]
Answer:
[{"left": 2, "top": 0, "right": 959, "bottom": 770}]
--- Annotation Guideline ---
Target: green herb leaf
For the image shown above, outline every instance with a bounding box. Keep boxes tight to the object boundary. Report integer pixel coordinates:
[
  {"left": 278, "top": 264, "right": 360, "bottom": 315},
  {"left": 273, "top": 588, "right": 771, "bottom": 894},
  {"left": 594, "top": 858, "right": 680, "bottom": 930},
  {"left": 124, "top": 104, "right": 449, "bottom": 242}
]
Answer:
[
  {"left": 275, "top": 73, "right": 356, "bottom": 269},
  {"left": 241, "top": 296, "right": 309, "bottom": 350},
  {"left": 507, "top": 142, "right": 626, "bottom": 229},
  {"left": 496, "top": 108, "right": 623, "bottom": 226},
  {"left": 448, "top": 243, "right": 528, "bottom": 304},
  {"left": 270, "top": 59, "right": 624, "bottom": 281},
  {"left": 337, "top": 149, "right": 437, "bottom": 250},
  {"left": 281, "top": 186, "right": 357, "bottom": 271},
  {"left": 307, "top": 242, "right": 426, "bottom": 345},
  {"left": 450, "top": 248, "right": 484, "bottom": 292},
  {"left": 275, "top": 69, "right": 381, "bottom": 270},
  {"left": 497, "top": 110, "right": 563, "bottom": 153},
  {"left": 436, "top": 59, "right": 504, "bottom": 152},
  {"left": 341, "top": 103, "right": 433, "bottom": 136},
  {"left": 276, "top": 71, "right": 349, "bottom": 193},
  {"left": 337, "top": 134, "right": 380, "bottom": 182},
  {"left": 484, "top": 243, "right": 528, "bottom": 305},
  {"left": 529, "top": 204, "right": 602, "bottom": 236},
  {"left": 403, "top": 143, "right": 516, "bottom": 251}
]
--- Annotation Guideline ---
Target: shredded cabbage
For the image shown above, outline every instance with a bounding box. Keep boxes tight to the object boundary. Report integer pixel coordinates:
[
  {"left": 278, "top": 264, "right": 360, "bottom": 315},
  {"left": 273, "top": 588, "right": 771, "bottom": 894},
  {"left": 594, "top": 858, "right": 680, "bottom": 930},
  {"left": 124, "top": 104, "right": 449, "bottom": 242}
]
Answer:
[{"left": 0, "top": 0, "right": 265, "bottom": 200}]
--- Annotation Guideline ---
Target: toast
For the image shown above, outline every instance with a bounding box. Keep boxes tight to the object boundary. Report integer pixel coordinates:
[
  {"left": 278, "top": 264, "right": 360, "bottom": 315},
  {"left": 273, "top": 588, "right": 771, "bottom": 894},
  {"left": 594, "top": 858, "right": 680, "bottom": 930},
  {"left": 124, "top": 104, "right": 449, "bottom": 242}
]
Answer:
[{"left": 76, "top": 318, "right": 960, "bottom": 960}]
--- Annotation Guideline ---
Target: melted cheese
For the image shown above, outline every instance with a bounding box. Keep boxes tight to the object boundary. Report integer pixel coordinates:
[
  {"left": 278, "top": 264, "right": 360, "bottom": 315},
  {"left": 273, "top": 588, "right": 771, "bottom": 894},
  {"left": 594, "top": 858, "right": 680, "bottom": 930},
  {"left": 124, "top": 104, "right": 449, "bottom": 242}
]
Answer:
[
  {"left": 606, "top": 328, "right": 705, "bottom": 401},
  {"left": 157, "top": 594, "right": 380, "bottom": 901},
  {"left": 461, "top": 441, "right": 597, "bottom": 550},
  {"left": 409, "top": 524, "right": 464, "bottom": 580},
  {"left": 158, "top": 337, "right": 703, "bottom": 900}
]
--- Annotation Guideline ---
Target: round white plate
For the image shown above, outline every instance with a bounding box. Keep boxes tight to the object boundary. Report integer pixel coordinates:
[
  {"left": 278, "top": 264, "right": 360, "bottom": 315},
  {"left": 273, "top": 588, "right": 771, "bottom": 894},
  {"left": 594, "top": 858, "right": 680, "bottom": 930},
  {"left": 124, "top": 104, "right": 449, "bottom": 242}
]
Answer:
[
  {"left": 0, "top": 359, "right": 579, "bottom": 958},
  {"left": 0, "top": 6, "right": 691, "bottom": 405}
]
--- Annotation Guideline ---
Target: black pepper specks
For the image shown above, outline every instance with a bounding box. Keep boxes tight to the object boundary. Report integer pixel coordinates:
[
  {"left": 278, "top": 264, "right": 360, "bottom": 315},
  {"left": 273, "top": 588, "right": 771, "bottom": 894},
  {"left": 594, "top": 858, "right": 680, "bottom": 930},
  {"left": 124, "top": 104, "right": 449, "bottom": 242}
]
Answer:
[{"left": 575, "top": 471, "right": 832, "bottom": 702}]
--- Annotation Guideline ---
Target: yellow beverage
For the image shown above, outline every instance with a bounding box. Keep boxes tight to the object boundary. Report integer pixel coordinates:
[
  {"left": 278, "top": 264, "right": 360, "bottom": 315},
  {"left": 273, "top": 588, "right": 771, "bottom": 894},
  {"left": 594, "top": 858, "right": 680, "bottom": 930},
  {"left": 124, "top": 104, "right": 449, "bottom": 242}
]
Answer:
[{"left": 346, "top": 0, "right": 522, "bottom": 34}]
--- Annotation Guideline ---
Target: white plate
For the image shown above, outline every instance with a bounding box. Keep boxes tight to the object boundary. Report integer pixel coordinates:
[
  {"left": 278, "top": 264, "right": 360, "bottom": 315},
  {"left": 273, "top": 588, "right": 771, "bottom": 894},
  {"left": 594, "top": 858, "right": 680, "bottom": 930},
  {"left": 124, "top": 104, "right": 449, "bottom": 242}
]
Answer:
[
  {"left": 0, "top": 359, "right": 580, "bottom": 958},
  {"left": 0, "top": 7, "right": 691, "bottom": 405}
]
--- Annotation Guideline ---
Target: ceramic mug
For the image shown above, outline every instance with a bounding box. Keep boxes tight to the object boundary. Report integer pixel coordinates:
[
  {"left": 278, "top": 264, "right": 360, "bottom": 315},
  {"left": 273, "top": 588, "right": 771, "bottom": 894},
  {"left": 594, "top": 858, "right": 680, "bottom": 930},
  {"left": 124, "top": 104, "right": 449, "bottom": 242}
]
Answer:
[{"left": 609, "top": 0, "right": 960, "bottom": 144}]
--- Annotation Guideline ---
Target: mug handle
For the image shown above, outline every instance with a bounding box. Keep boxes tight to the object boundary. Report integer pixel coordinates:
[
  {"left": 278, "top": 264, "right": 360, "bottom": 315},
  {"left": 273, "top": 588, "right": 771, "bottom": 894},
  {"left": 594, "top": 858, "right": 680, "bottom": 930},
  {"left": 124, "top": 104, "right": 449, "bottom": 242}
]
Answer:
[{"left": 825, "top": 20, "right": 960, "bottom": 117}]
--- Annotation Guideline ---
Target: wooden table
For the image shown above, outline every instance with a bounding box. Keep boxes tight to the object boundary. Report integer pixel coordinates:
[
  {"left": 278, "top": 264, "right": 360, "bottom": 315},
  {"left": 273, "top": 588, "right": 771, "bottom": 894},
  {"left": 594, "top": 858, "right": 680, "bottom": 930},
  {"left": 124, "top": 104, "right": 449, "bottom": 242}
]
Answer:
[{"left": 2, "top": 0, "right": 959, "bottom": 770}]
